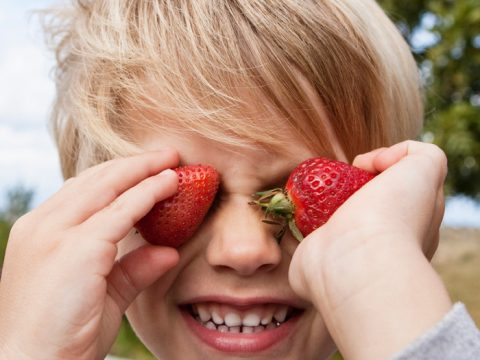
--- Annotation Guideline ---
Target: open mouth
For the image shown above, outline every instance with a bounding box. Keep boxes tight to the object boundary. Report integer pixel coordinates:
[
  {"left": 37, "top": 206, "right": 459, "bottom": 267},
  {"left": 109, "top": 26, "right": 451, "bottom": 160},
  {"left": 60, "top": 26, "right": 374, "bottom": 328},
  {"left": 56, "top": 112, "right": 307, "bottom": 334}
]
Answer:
[{"left": 183, "top": 302, "right": 303, "bottom": 334}]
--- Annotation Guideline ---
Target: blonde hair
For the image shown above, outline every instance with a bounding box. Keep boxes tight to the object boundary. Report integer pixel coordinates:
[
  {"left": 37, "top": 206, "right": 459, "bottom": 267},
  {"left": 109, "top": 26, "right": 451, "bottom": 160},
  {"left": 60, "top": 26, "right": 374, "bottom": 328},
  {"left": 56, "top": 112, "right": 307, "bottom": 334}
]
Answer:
[{"left": 42, "top": 0, "right": 423, "bottom": 178}]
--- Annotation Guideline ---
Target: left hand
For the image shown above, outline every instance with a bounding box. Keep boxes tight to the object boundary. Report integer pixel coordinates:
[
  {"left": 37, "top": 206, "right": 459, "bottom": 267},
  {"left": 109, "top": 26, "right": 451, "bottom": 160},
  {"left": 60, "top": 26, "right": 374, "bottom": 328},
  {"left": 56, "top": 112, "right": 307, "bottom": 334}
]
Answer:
[{"left": 289, "top": 140, "right": 452, "bottom": 360}]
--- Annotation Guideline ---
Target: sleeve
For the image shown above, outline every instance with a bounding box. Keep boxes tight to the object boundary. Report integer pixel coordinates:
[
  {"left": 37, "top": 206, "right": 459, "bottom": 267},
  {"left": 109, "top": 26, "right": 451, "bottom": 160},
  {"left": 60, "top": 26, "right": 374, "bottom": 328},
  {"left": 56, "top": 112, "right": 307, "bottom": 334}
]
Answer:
[{"left": 391, "top": 302, "right": 480, "bottom": 360}]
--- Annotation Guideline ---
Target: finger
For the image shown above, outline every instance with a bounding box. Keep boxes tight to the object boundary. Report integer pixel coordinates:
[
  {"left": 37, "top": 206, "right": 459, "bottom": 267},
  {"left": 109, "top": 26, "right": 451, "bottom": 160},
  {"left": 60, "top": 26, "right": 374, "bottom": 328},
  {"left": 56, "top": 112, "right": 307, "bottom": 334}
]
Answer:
[
  {"left": 352, "top": 147, "right": 387, "bottom": 172},
  {"left": 106, "top": 245, "right": 179, "bottom": 314},
  {"left": 72, "top": 146, "right": 177, "bottom": 182},
  {"left": 372, "top": 141, "right": 448, "bottom": 180},
  {"left": 425, "top": 229, "right": 440, "bottom": 261},
  {"left": 37, "top": 149, "right": 179, "bottom": 226},
  {"left": 434, "top": 187, "right": 446, "bottom": 232},
  {"left": 77, "top": 168, "right": 178, "bottom": 244},
  {"left": 371, "top": 141, "right": 413, "bottom": 172},
  {"left": 425, "top": 188, "right": 445, "bottom": 260}
]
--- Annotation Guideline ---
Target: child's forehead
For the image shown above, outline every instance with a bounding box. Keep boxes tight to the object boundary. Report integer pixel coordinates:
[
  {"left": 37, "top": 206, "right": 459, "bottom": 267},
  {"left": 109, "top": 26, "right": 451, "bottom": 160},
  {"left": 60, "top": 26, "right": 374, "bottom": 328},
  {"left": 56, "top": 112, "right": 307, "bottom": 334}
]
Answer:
[{"left": 139, "top": 127, "right": 313, "bottom": 187}]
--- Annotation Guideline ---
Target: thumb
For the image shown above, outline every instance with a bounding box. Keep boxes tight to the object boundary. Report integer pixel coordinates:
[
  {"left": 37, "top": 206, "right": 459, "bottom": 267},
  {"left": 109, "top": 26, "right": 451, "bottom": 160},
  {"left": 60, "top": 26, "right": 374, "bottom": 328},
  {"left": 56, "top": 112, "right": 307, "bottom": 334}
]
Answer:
[{"left": 107, "top": 245, "right": 179, "bottom": 313}]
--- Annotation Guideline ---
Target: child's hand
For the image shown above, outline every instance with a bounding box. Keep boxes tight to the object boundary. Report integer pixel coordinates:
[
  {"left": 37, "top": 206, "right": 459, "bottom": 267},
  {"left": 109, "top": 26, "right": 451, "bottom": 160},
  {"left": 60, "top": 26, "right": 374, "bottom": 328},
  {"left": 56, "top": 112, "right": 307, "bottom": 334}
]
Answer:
[
  {"left": 289, "top": 140, "right": 452, "bottom": 360},
  {"left": 0, "top": 150, "right": 180, "bottom": 360}
]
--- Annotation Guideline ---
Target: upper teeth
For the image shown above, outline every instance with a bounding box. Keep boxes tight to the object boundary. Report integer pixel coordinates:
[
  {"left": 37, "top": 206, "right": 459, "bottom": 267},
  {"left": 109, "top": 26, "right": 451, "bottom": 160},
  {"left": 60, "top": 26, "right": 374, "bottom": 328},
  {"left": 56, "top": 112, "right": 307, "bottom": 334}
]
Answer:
[{"left": 192, "top": 303, "right": 290, "bottom": 328}]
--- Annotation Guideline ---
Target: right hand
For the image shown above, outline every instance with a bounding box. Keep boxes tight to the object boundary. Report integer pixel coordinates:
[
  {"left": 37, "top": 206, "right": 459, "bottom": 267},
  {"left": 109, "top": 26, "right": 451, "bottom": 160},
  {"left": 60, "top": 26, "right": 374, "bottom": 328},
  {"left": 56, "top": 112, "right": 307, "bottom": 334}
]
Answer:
[{"left": 0, "top": 149, "right": 180, "bottom": 360}]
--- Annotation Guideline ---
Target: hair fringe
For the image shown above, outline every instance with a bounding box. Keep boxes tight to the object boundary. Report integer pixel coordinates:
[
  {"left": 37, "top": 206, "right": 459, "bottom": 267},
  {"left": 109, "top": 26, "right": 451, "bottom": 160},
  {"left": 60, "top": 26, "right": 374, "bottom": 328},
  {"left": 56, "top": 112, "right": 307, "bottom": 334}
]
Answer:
[{"left": 40, "top": 0, "right": 423, "bottom": 178}]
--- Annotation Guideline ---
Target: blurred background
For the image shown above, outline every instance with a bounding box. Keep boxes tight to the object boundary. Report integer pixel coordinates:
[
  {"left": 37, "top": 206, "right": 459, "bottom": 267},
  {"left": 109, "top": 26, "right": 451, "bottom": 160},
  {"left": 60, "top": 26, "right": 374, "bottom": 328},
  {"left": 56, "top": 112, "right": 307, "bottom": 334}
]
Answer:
[{"left": 0, "top": 0, "right": 479, "bottom": 359}]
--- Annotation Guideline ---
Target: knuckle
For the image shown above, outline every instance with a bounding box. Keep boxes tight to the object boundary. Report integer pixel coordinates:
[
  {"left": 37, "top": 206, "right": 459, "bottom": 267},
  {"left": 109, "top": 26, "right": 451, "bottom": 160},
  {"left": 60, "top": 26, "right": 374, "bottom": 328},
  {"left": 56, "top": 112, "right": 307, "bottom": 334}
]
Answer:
[
  {"left": 434, "top": 145, "right": 448, "bottom": 166},
  {"left": 9, "top": 212, "right": 33, "bottom": 238},
  {"left": 106, "top": 197, "right": 125, "bottom": 213},
  {"left": 63, "top": 176, "right": 77, "bottom": 187},
  {"left": 426, "top": 144, "right": 448, "bottom": 177},
  {"left": 102, "top": 186, "right": 121, "bottom": 205},
  {"left": 405, "top": 139, "right": 417, "bottom": 147},
  {"left": 64, "top": 175, "right": 76, "bottom": 183},
  {"left": 99, "top": 242, "right": 118, "bottom": 262},
  {"left": 108, "top": 258, "right": 138, "bottom": 308},
  {"left": 104, "top": 197, "right": 134, "bottom": 227},
  {"left": 410, "top": 143, "right": 448, "bottom": 188}
]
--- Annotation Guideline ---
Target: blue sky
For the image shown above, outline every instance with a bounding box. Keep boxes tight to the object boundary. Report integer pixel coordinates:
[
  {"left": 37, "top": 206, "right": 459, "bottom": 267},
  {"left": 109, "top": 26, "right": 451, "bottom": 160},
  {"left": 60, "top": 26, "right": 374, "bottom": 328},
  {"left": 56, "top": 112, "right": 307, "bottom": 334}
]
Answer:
[
  {"left": 0, "top": 1, "right": 479, "bottom": 227},
  {"left": 0, "top": 0, "right": 63, "bottom": 206}
]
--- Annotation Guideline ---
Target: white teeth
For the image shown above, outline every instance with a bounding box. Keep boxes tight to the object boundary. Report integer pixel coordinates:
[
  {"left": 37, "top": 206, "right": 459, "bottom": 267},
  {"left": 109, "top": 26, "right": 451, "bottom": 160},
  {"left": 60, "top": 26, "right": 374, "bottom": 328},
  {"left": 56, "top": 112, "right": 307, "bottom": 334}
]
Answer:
[
  {"left": 254, "top": 325, "right": 265, "bottom": 333},
  {"left": 193, "top": 303, "right": 295, "bottom": 332},
  {"left": 230, "top": 326, "right": 241, "bottom": 333},
  {"left": 198, "top": 307, "right": 211, "bottom": 322},
  {"left": 201, "top": 320, "right": 281, "bottom": 332},
  {"left": 205, "top": 321, "right": 216, "bottom": 330},
  {"left": 212, "top": 310, "right": 224, "bottom": 325},
  {"left": 261, "top": 313, "right": 273, "bottom": 325},
  {"left": 218, "top": 325, "right": 229, "bottom": 333},
  {"left": 242, "top": 326, "right": 254, "bottom": 333},
  {"left": 224, "top": 312, "right": 242, "bottom": 327},
  {"left": 242, "top": 312, "right": 261, "bottom": 327},
  {"left": 266, "top": 322, "right": 277, "bottom": 330},
  {"left": 273, "top": 307, "right": 288, "bottom": 323}
]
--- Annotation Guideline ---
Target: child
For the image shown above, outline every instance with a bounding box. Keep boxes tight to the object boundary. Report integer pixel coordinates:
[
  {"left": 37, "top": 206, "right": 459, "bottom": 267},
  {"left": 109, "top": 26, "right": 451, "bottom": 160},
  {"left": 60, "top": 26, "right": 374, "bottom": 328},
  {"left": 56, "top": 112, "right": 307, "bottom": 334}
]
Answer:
[{"left": 1, "top": 0, "right": 479, "bottom": 359}]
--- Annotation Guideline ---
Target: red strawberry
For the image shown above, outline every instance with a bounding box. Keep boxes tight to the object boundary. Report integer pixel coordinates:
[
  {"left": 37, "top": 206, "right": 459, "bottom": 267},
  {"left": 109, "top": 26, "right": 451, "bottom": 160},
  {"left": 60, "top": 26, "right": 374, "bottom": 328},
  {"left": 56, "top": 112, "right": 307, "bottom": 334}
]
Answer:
[
  {"left": 251, "top": 157, "right": 375, "bottom": 241},
  {"left": 135, "top": 165, "right": 219, "bottom": 247}
]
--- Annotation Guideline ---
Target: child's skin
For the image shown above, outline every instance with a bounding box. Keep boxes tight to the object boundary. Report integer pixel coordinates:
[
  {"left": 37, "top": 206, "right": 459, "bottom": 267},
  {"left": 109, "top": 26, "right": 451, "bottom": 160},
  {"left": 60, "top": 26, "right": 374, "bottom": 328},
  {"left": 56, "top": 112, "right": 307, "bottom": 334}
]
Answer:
[
  {"left": 0, "top": 109, "right": 451, "bottom": 360},
  {"left": 0, "top": 0, "right": 456, "bottom": 358}
]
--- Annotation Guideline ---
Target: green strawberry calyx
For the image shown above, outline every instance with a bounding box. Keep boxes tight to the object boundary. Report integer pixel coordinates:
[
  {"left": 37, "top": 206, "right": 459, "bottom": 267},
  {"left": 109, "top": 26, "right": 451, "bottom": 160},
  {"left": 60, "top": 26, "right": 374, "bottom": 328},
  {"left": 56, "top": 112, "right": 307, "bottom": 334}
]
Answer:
[{"left": 249, "top": 188, "right": 304, "bottom": 243}]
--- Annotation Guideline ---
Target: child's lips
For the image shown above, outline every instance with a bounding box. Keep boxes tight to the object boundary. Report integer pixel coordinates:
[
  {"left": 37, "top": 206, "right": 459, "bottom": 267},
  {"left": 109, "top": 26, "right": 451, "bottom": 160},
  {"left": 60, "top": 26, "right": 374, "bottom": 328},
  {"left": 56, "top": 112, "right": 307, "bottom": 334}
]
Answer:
[{"left": 179, "top": 297, "right": 304, "bottom": 353}]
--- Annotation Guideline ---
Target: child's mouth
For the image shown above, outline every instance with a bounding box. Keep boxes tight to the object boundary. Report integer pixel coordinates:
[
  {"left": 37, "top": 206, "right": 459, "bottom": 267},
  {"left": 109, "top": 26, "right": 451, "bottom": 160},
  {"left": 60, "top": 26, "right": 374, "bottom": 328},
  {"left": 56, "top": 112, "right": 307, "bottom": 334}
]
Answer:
[{"left": 184, "top": 302, "right": 302, "bottom": 334}]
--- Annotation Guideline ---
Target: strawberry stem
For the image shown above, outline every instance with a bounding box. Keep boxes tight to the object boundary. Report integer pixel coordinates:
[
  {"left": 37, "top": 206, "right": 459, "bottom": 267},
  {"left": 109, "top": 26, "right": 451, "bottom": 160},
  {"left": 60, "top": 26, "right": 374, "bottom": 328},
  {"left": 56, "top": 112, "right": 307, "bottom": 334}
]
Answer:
[
  {"left": 288, "top": 220, "right": 304, "bottom": 242},
  {"left": 250, "top": 189, "right": 293, "bottom": 215},
  {"left": 250, "top": 188, "right": 301, "bottom": 243}
]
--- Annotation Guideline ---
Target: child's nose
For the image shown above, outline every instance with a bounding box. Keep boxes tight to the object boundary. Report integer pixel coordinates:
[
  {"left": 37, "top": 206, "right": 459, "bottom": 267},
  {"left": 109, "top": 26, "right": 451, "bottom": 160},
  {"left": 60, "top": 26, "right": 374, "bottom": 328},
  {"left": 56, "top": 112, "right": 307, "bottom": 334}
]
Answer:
[{"left": 206, "top": 196, "right": 282, "bottom": 276}]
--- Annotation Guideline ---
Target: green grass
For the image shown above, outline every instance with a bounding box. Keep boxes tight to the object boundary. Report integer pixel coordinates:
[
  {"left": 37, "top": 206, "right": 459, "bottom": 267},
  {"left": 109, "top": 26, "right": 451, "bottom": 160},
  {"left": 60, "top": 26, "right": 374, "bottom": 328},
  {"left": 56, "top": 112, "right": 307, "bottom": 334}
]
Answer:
[
  {"left": 110, "top": 318, "right": 155, "bottom": 360},
  {"left": 0, "top": 220, "right": 10, "bottom": 267},
  {"left": 436, "top": 258, "right": 480, "bottom": 326}
]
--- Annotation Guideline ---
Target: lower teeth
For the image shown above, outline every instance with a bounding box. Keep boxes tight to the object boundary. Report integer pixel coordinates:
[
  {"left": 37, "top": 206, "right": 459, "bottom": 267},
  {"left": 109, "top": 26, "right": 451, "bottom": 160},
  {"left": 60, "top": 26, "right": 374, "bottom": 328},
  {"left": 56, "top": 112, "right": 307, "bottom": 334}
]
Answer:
[{"left": 197, "top": 317, "right": 281, "bottom": 333}]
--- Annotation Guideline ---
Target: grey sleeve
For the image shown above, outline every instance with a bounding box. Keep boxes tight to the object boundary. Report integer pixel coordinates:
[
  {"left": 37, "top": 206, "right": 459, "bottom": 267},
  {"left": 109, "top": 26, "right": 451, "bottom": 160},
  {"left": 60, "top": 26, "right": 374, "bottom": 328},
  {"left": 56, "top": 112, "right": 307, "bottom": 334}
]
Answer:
[{"left": 391, "top": 303, "right": 480, "bottom": 360}]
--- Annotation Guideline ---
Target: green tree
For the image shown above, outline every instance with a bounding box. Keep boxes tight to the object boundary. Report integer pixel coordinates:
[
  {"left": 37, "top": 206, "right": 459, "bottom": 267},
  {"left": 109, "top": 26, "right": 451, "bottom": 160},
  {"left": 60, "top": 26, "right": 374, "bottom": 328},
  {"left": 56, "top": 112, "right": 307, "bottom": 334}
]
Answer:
[
  {"left": 379, "top": 0, "right": 480, "bottom": 198},
  {"left": 1, "top": 184, "right": 34, "bottom": 224},
  {"left": 0, "top": 219, "right": 10, "bottom": 271},
  {"left": 0, "top": 185, "right": 35, "bottom": 267}
]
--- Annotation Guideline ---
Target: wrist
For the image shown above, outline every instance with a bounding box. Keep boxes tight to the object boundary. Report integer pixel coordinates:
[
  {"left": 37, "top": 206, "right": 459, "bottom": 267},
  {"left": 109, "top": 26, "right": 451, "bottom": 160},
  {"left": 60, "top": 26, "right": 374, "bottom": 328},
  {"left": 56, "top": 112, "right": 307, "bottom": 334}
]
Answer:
[{"left": 308, "top": 233, "right": 451, "bottom": 360}]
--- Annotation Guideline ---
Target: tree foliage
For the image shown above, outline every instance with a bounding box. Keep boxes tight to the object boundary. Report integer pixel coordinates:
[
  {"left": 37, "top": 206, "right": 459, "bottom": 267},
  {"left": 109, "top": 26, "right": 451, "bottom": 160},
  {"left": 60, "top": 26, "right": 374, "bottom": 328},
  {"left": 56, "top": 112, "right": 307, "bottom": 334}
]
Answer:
[
  {"left": 0, "top": 185, "right": 34, "bottom": 267},
  {"left": 1, "top": 185, "right": 34, "bottom": 224},
  {"left": 378, "top": 0, "right": 480, "bottom": 198}
]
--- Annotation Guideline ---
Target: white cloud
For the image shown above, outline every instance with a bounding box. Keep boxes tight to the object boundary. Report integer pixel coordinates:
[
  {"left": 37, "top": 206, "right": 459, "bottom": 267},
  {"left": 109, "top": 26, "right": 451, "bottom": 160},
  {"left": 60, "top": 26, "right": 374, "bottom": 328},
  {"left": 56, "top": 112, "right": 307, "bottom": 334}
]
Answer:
[
  {"left": 0, "top": 45, "right": 55, "bottom": 124},
  {"left": 0, "top": 1, "right": 62, "bottom": 209},
  {"left": 443, "top": 196, "right": 480, "bottom": 228},
  {"left": 0, "top": 124, "right": 63, "bottom": 208},
  {"left": 0, "top": 1, "right": 56, "bottom": 126}
]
